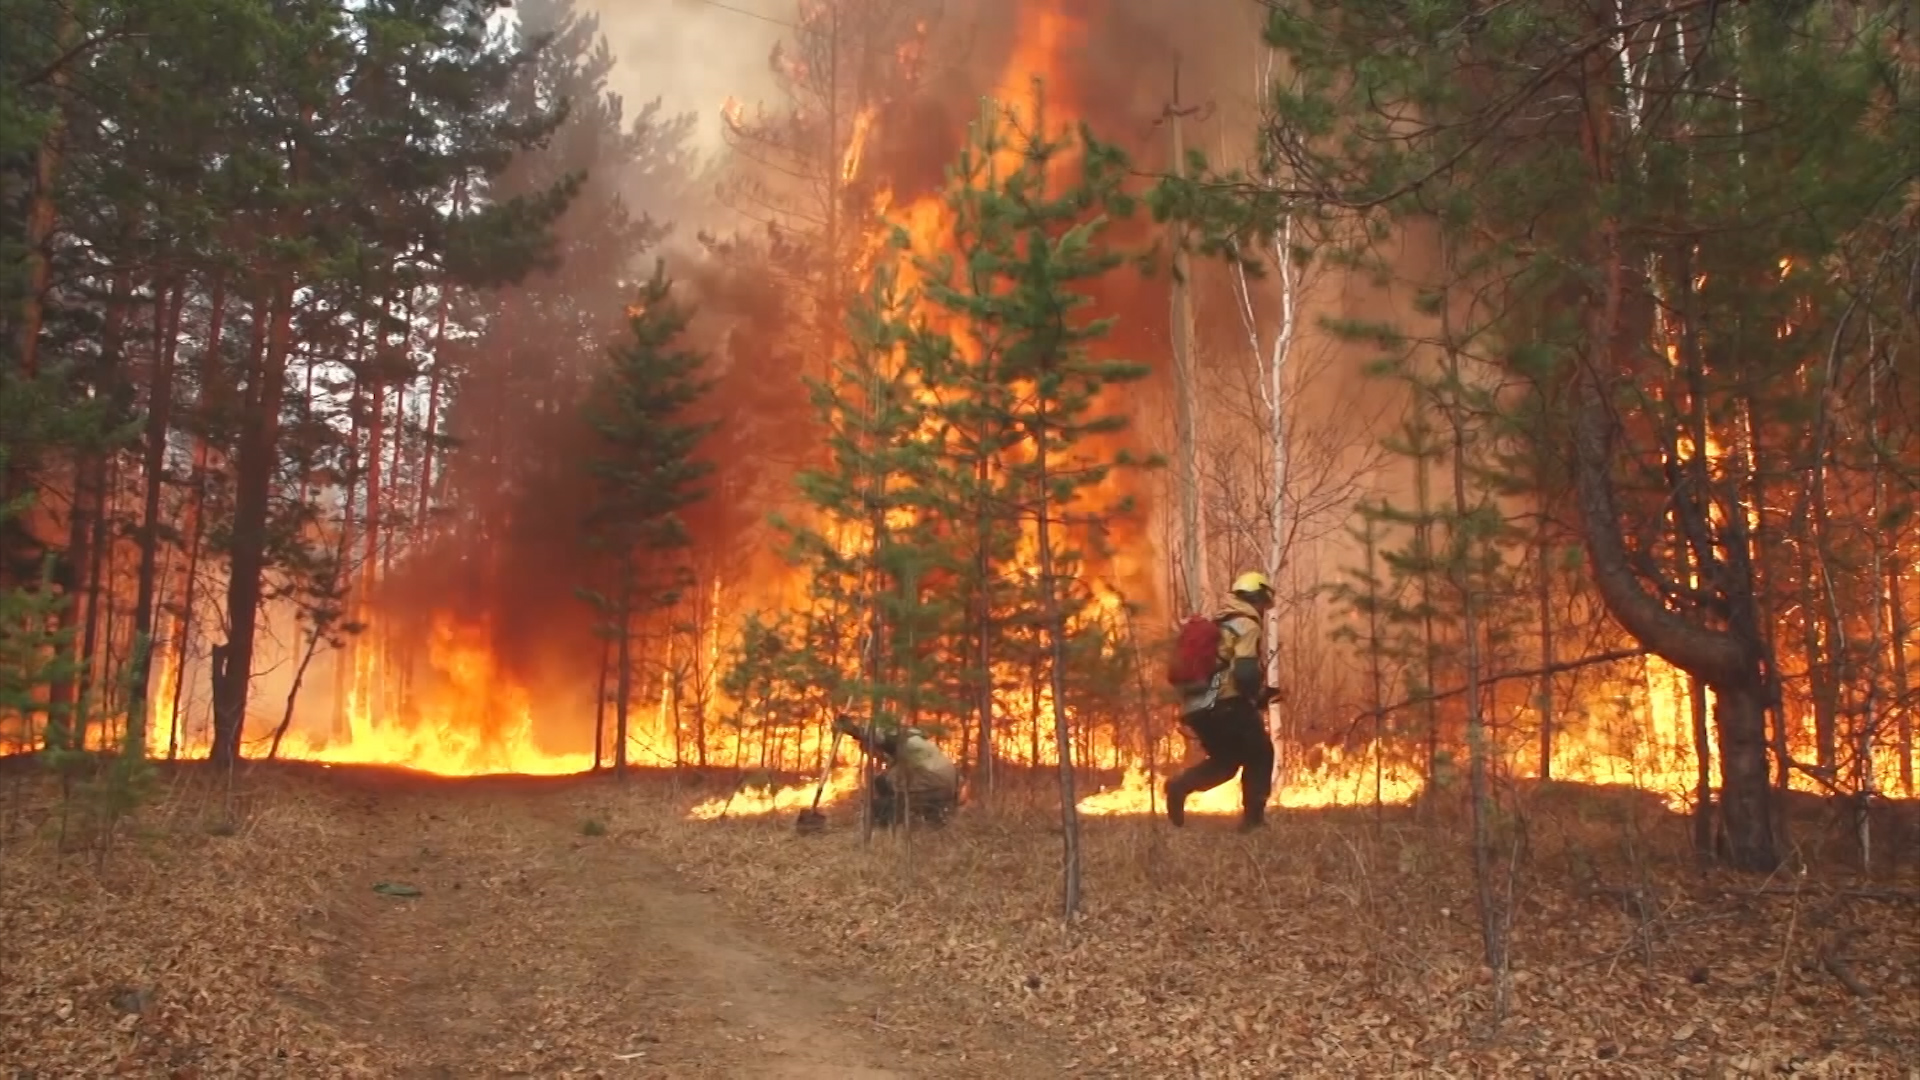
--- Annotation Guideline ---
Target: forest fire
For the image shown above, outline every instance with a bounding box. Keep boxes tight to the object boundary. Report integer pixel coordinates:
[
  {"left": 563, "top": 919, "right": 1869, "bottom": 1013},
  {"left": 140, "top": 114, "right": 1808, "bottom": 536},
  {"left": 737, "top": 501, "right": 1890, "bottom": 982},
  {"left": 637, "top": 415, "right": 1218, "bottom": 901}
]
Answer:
[
  {"left": 14, "top": 5, "right": 1920, "bottom": 1074},
  {"left": 7, "top": 0, "right": 1913, "bottom": 873},
  {"left": 145, "top": 612, "right": 595, "bottom": 776}
]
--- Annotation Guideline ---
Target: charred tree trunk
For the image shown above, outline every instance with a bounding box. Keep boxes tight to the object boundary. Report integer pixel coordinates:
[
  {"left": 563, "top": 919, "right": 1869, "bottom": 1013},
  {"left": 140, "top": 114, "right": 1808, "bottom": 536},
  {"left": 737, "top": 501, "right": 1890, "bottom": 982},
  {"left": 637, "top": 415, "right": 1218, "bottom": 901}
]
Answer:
[
  {"left": 210, "top": 284, "right": 293, "bottom": 766},
  {"left": 1690, "top": 673, "right": 1713, "bottom": 856},
  {"left": 1889, "top": 563, "right": 1913, "bottom": 797},
  {"left": 593, "top": 633, "right": 610, "bottom": 771},
  {"left": 613, "top": 562, "right": 633, "bottom": 779}
]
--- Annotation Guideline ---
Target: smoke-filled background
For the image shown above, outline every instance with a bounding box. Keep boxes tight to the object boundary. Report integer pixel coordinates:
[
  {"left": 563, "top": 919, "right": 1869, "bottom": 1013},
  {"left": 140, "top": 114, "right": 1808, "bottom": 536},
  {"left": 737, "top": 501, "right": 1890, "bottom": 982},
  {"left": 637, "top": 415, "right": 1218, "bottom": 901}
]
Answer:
[{"left": 194, "top": 0, "right": 1410, "bottom": 771}]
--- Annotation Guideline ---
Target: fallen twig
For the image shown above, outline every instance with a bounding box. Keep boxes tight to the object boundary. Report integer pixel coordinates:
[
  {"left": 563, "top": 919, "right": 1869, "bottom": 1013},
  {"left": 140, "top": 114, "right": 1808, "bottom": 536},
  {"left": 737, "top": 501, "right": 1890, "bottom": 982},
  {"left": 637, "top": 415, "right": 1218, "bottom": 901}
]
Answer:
[{"left": 1818, "top": 927, "right": 1870, "bottom": 998}]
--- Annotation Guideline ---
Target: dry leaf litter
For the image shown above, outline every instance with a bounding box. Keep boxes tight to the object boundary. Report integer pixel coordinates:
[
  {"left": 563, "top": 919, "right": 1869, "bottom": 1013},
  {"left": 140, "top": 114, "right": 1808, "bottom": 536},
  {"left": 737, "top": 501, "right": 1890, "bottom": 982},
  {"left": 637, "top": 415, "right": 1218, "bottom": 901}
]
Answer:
[
  {"left": 607, "top": 778, "right": 1920, "bottom": 1079},
  {"left": 4, "top": 762, "right": 1916, "bottom": 1078},
  {"left": 0, "top": 764, "right": 1072, "bottom": 1079}
]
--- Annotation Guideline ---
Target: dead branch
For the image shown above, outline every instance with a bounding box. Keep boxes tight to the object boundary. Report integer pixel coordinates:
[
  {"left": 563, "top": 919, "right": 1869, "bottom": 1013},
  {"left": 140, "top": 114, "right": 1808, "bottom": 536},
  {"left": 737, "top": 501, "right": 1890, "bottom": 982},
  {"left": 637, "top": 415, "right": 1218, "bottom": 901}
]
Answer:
[
  {"left": 1337, "top": 647, "right": 1648, "bottom": 743},
  {"left": 1818, "top": 927, "right": 1870, "bottom": 997},
  {"left": 17, "top": 28, "right": 144, "bottom": 90}
]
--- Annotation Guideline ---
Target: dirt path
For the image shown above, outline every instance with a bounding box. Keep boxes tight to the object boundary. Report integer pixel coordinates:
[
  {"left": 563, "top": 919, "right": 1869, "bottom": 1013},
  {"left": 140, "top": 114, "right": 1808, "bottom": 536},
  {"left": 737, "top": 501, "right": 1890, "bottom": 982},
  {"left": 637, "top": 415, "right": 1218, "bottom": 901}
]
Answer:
[{"left": 297, "top": 773, "right": 1029, "bottom": 1079}]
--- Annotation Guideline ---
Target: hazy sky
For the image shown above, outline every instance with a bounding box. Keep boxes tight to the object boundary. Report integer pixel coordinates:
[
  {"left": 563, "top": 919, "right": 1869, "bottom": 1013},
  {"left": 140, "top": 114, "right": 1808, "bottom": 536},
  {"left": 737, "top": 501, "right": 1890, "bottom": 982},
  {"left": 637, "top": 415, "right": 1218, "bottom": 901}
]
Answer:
[{"left": 581, "top": 0, "right": 788, "bottom": 155}]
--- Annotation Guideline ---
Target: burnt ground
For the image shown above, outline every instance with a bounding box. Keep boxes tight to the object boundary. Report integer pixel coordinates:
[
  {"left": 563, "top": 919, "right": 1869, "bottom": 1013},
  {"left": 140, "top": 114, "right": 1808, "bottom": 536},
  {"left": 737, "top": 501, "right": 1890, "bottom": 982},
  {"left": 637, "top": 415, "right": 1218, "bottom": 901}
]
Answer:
[{"left": 0, "top": 763, "right": 1077, "bottom": 1079}]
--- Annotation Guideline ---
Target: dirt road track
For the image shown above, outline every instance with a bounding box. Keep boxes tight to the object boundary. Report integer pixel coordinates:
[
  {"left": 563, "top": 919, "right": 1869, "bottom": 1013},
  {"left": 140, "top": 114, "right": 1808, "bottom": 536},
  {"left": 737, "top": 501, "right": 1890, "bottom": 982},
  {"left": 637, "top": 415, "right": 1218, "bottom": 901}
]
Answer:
[{"left": 297, "top": 770, "right": 1053, "bottom": 1079}]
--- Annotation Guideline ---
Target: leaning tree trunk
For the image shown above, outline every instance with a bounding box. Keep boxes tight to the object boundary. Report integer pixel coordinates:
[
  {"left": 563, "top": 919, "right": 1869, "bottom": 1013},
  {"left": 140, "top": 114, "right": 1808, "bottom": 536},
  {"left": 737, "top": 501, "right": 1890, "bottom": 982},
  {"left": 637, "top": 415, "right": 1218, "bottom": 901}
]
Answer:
[{"left": 1571, "top": 251, "right": 1777, "bottom": 871}]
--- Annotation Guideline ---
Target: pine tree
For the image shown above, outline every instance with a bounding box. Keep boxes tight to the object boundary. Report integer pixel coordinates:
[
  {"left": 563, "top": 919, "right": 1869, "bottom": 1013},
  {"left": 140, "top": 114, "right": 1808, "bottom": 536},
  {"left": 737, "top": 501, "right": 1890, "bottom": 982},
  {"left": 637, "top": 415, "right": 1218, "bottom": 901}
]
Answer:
[
  {"left": 0, "top": 369, "right": 103, "bottom": 751},
  {"left": 915, "top": 93, "right": 1151, "bottom": 915},
  {"left": 1156, "top": 0, "right": 1920, "bottom": 873},
  {"left": 756, "top": 257, "right": 951, "bottom": 789},
  {"left": 581, "top": 260, "right": 715, "bottom": 778}
]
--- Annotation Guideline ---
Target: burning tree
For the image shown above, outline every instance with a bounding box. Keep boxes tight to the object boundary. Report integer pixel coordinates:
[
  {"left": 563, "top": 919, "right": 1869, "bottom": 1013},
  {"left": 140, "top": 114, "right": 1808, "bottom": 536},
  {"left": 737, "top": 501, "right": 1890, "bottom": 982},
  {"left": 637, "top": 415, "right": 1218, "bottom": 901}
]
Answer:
[
  {"left": 725, "top": 88, "right": 1151, "bottom": 906},
  {"left": 1169, "top": 0, "right": 1920, "bottom": 875},
  {"left": 580, "top": 262, "right": 716, "bottom": 777},
  {"left": 718, "top": 0, "right": 937, "bottom": 375}
]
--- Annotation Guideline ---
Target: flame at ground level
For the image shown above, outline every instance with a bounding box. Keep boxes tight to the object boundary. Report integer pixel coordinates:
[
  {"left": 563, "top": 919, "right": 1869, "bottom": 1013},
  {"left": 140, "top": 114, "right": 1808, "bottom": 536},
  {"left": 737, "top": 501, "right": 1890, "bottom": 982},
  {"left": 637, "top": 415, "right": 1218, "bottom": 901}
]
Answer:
[{"left": 146, "top": 612, "right": 602, "bottom": 777}]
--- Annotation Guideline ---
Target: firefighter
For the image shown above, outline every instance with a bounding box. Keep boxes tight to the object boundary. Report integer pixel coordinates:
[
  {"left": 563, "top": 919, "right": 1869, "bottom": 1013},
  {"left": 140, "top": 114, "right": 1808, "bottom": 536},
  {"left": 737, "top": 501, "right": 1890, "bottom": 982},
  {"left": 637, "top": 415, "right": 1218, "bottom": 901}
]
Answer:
[
  {"left": 831, "top": 714, "right": 960, "bottom": 826},
  {"left": 1167, "top": 570, "right": 1278, "bottom": 831}
]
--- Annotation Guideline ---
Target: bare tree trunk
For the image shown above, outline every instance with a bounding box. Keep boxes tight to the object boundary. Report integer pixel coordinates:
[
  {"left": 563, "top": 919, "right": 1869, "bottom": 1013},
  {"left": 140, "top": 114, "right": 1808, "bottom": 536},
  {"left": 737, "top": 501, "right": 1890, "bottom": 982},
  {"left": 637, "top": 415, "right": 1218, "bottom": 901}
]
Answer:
[
  {"left": 1451, "top": 400, "right": 1507, "bottom": 1020},
  {"left": 210, "top": 101, "right": 313, "bottom": 766},
  {"left": 1534, "top": 404, "right": 1556, "bottom": 780},
  {"left": 1414, "top": 423, "right": 1440, "bottom": 793},
  {"left": 1858, "top": 355, "right": 1886, "bottom": 870},
  {"left": 210, "top": 285, "right": 293, "bottom": 765},
  {"left": 166, "top": 274, "right": 226, "bottom": 760},
  {"left": 77, "top": 454, "right": 112, "bottom": 733},
  {"left": 127, "top": 279, "right": 183, "bottom": 754},
  {"left": 14, "top": 4, "right": 77, "bottom": 376},
  {"left": 1800, "top": 539, "right": 1838, "bottom": 769},
  {"left": 1360, "top": 518, "right": 1387, "bottom": 820},
  {"left": 593, "top": 634, "right": 610, "bottom": 771},
  {"left": 331, "top": 320, "right": 370, "bottom": 740},
  {"left": 614, "top": 564, "right": 633, "bottom": 779},
  {"left": 267, "top": 630, "right": 324, "bottom": 760},
  {"left": 381, "top": 377, "right": 404, "bottom": 721},
  {"left": 973, "top": 452, "right": 996, "bottom": 803},
  {"left": 358, "top": 329, "right": 386, "bottom": 723},
  {"left": 1889, "top": 562, "right": 1913, "bottom": 797},
  {"left": 1257, "top": 213, "right": 1298, "bottom": 792},
  {"left": 1034, "top": 402, "right": 1081, "bottom": 918}
]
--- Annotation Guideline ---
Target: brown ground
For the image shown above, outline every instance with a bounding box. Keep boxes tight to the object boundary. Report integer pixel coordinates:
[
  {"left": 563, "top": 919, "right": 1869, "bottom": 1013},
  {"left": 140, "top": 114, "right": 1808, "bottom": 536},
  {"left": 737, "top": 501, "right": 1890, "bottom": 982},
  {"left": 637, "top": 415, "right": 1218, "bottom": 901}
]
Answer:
[
  {"left": 0, "top": 764, "right": 1075, "bottom": 1078},
  {"left": 4, "top": 762, "right": 1918, "bottom": 1078}
]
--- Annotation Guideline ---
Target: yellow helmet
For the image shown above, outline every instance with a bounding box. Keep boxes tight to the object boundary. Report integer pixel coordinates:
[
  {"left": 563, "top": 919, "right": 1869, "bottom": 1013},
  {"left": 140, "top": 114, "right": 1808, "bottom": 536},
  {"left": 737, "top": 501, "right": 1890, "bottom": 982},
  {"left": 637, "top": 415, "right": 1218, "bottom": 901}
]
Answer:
[{"left": 1230, "top": 570, "right": 1272, "bottom": 596}]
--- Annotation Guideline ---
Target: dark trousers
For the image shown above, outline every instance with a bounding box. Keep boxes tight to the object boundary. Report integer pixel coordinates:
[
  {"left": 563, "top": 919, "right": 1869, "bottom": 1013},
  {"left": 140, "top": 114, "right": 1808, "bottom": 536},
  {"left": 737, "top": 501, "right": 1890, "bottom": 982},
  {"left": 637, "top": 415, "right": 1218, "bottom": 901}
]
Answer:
[{"left": 1169, "top": 696, "right": 1274, "bottom": 825}]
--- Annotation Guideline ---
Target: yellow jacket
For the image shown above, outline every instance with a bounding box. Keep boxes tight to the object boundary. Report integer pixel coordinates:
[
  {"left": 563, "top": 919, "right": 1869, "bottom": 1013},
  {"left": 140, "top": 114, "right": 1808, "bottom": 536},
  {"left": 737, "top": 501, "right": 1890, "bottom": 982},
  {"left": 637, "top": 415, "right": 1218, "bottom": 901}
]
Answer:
[{"left": 1213, "top": 596, "right": 1264, "bottom": 702}]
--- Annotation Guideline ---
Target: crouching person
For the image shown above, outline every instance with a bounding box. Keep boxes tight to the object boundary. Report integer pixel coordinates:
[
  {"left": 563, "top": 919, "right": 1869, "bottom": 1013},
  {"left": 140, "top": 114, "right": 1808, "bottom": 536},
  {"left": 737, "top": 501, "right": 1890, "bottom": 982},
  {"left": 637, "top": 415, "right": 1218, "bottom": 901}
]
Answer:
[{"left": 832, "top": 714, "right": 960, "bottom": 827}]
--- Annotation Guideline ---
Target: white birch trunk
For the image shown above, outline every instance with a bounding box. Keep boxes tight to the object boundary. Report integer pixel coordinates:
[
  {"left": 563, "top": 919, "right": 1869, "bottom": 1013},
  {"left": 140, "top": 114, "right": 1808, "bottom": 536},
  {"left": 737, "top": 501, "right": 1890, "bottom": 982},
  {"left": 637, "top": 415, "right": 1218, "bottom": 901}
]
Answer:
[{"left": 1228, "top": 44, "right": 1300, "bottom": 789}]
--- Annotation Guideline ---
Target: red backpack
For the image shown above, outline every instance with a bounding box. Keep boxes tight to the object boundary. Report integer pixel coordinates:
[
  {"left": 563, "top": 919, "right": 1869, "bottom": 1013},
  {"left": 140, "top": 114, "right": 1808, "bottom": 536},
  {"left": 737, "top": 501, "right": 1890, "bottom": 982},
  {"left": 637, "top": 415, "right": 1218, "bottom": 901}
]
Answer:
[{"left": 1166, "top": 614, "right": 1229, "bottom": 690}]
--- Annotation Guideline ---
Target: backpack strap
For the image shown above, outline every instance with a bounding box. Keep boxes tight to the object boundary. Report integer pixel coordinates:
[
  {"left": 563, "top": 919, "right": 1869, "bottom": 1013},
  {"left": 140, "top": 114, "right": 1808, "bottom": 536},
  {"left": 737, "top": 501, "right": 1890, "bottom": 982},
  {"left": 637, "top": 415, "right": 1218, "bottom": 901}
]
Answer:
[{"left": 1214, "top": 609, "right": 1259, "bottom": 634}]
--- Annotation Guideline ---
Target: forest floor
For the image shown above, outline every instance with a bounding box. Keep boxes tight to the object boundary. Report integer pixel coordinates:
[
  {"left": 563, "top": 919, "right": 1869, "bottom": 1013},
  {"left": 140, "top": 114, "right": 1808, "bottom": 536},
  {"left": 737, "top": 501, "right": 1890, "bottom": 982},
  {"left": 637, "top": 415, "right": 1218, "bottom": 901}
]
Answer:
[{"left": 2, "top": 762, "right": 1919, "bottom": 1078}]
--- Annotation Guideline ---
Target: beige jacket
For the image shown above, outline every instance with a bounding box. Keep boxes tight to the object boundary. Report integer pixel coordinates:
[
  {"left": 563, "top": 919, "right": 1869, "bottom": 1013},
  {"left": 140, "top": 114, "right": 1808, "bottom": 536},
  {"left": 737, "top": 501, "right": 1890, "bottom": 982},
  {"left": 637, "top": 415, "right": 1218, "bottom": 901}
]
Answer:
[{"left": 892, "top": 731, "right": 959, "bottom": 798}]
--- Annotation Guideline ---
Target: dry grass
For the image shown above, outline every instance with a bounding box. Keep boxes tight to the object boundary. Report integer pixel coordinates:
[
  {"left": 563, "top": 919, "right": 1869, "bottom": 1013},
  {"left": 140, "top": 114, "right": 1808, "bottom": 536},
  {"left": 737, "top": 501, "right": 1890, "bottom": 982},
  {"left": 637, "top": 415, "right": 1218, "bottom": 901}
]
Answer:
[{"left": 619, "top": 781, "right": 1920, "bottom": 1078}]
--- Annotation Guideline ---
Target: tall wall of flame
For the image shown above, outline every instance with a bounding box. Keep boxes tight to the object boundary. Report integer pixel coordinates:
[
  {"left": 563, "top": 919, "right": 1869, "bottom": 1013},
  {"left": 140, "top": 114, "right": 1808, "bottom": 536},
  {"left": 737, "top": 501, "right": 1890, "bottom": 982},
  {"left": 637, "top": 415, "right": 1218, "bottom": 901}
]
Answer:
[{"left": 262, "top": 0, "right": 1374, "bottom": 769}]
